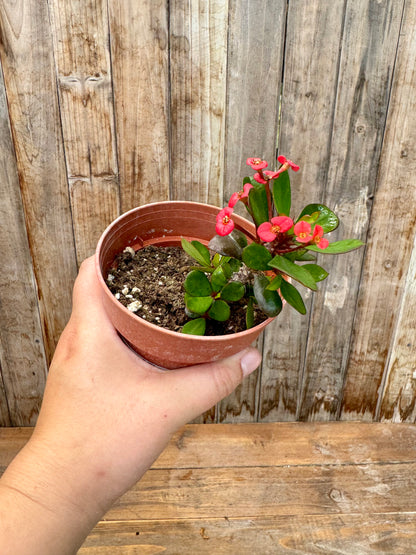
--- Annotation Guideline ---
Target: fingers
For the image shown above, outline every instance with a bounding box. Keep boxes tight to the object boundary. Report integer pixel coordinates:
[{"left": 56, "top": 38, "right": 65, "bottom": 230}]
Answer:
[
  {"left": 162, "top": 348, "right": 262, "bottom": 426},
  {"left": 70, "top": 256, "right": 109, "bottom": 322}
]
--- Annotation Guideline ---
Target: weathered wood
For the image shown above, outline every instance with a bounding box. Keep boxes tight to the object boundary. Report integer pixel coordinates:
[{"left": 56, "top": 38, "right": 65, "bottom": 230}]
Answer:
[
  {"left": 259, "top": 0, "right": 346, "bottom": 422},
  {"left": 169, "top": 0, "right": 228, "bottom": 205},
  {"left": 0, "top": 65, "right": 48, "bottom": 426},
  {"left": 49, "top": 0, "right": 120, "bottom": 264},
  {"left": 379, "top": 232, "right": 416, "bottom": 422},
  {"left": 108, "top": 0, "right": 170, "bottom": 212},
  {"left": 341, "top": 0, "right": 416, "bottom": 421},
  {"left": 1, "top": 423, "right": 415, "bottom": 553},
  {"left": 0, "top": 0, "right": 78, "bottom": 362},
  {"left": 297, "top": 0, "right": 404, "bottom": 421},
  {"left": 79, "top": 514, "right": 416, "bottom": 555},
  {"left": 217, "top": 0, "right": 286, "bottom": 423},
  {"left": 2, "top": 422, "right": 416, "bottom": 470}
]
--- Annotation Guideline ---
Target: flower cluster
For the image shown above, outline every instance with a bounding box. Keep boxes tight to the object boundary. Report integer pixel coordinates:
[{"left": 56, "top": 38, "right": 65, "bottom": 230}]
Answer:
[{"left": 181, "top": 155, "right": 363, "bottom": 335}]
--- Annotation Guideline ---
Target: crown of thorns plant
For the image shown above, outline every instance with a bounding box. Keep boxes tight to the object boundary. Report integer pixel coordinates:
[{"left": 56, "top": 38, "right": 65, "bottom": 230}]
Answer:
[{"left": 181, "top": 156, "right": 364, "bottom": 335}]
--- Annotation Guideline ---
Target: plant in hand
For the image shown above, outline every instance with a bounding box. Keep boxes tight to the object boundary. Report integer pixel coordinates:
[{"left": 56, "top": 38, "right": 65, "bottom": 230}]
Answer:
[{"left": 181, "top": 155, "right": 364, "bottom": 335}]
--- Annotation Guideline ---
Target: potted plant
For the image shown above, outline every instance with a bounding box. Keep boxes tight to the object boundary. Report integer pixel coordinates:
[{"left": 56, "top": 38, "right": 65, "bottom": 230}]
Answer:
[{"left": 95, "top": 156, "right": 363, "bottom": 369}]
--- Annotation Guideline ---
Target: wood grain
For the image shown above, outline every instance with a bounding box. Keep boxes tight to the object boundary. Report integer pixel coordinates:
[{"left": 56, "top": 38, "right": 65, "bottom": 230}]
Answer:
[
  {"left": 297, "top": 0, "right": 404, "bottom": 421},
  {"left": 108, "top": 0, "right": 170, "bottom": 212},
  {"left": 0, "top": 0, "right": 78, "bottom": 363},
  {"left": 0, "top": 66, "right": 48, "bottom": 425},
  {"left": 259, "top": 0, "right": 346, "bottom": 422},
  {"left": 49, "top": 0, "right": 120, "bottom": 264},
  {"left": 1, "top": 423, "right": 414, "bottom": 553},
  {"left": 80, "top": 514, "right": 416, "bottom": 555},
  {"left": 341, "top": 0, "right": 416, "bottom": 421},
  {"left": 169, "top": 0, "right": 228, "bottom": 205}
]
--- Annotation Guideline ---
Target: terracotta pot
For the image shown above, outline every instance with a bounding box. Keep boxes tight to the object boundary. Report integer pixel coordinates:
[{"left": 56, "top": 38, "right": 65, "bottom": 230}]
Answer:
[{"left": 95, "top": 201, "right": 273, "bottom": 369}]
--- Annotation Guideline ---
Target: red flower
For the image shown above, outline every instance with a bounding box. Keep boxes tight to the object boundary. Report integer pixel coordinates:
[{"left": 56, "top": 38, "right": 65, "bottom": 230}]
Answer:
[
  {"left": 312, "top": 225, "right": 329, "bottom": 249},
  {"left": 216, "top": 207, "right": 235, "bottom": 236},
  {"left": 246, "top": 157, "right": 268, "bottom": 171},
  {"left": 228, "top": 183, "right": 253, "bottom": 208},
  {"left": 258, "top": 216, "right": 294, "bottom": 242},
  {"left": 277, "top": 155, "right": 300, "bottom": 172},
  {"left": 294, "top": 221, "right": 313, "bottom": 243},
  {"left": 253, "top": 170, "right": 281, "bottom": 184}
]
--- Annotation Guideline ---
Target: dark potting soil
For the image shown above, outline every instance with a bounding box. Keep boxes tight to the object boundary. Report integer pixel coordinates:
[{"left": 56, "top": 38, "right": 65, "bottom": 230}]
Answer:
[{"left": 105, "top": 245, "right": 267, "bottom": 336}]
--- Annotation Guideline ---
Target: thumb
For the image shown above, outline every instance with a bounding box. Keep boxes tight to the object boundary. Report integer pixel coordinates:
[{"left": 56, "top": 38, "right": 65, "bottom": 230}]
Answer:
[{"left": 162, "top": 348, "right": 262, "bottom": 425}]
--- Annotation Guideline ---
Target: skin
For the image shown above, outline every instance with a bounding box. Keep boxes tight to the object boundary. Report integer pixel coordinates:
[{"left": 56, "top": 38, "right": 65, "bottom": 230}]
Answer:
[{"left": 0, "top": 256, "right": 261, "bottom": 555}]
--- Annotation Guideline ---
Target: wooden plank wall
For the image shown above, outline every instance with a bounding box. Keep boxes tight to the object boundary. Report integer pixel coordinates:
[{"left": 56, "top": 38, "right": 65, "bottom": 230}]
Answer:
[{"left": 0, "top": 0, "right": 414, "bottom": 426}]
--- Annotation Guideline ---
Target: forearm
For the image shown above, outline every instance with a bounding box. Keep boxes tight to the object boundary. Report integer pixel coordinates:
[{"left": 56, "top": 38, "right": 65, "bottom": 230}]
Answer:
[{"left": 0, "top": 439, "right": 106, "bottom": 555}]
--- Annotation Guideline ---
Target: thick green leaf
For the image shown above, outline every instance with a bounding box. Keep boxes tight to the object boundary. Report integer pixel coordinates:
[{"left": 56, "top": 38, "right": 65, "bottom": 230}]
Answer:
[
  {"left": 306, "top": 239, "right": 364, "bottom": 254},
  {"left": 211, "top": 266, "right": 228, "bottom": 292},
  {"left": 181, "top": 239, "right": 211, "bottom": 266},
  {"left": 246, "top": 297, "right": 255, "bottom": 329},
  {"left": 285, "top": 250, "right": 317, "bottom": 262},
  {"left": 184, "top": 270, "right": 212, "bottom": 296},
  {"left": 184, "top": 294, "right": 213, "bottom": 314},
  {"left": 296, "top": 204, "right": 339, "bottom": 233},
  {"left": 221, "top": 281, "right": 245, "bottom": 301},
  {"left": 182, "top": 318, "right": 206, "bottom": 335},
  {"left": 228, "top": 258, "right": 242, "bottom": 272},
  {"left": 242, "top": 242, "right": 272, "bottom": 270},
  {"left": 280, "top": 280, "right": 306, "bottom": 314},
  {"left": 266, "top": 274, "right": 282, "bottom": 291},
  {"left": 208, "top": 232, "right": 245, "bottom": 259},
  {"left": 208, "top": 299, "right": 230, "bottom": 321},
  {"left": 272, "top": 170, "right": 291, "bottom": 216},
  {"left": 268, "top": 255, "right": 318, "bottom": 291},
  {"left": 249, "top": 186, "right": 269, "bottom": 226},
  {"left": 253, "top": 274, "right": 283, "bottom": 317},
  {"left": 303, "top": 263, "right": 329, "bottom": 282},
  {"left": 221, "top": 261, "right": 233, "bottom": 279}
]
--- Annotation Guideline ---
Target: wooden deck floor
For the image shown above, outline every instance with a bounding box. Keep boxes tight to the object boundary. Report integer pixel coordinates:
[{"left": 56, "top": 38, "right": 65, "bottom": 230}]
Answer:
[{"left": 1, "top": 422, "right": 415, "bottom": 554}]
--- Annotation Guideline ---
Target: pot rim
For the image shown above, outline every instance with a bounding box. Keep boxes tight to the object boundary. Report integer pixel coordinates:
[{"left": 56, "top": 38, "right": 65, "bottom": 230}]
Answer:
[{"left": 95, "top": 201, "right": 274, "bottom": 342}]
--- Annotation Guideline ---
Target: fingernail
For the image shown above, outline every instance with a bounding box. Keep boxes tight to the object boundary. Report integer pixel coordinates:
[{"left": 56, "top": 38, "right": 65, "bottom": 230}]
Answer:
[{"left": 240, "top": 349, "right": 262, "bottom": 377}]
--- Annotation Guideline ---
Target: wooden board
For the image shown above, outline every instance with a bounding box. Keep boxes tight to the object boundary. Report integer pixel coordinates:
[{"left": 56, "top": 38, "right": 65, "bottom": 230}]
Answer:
[
  {"left": 169, "top": 0, "right": 228, "bottom": 205},
  {"left": 341, "top": 0, "right": 416, "bottom": 421},
  {"left": 79, "top": 514, "right": 416, "bottom": 555},
  {"left": 0, "top": 66, "right": 48, "bottom": 426},
  {"left": 49, "top": 0, "right": 120, "bottom": 264},
  {"left": 297, "top": 0, "right": 404, "bottom": 421},
  {"left": 0, "top": 0, "right": 78, "bottom": 362},
  {"left": 1, "top": 423, "right": 415, "bottom": 553},
  {"left": 259, "top": 0, "right": 346, "bottom": 422},
  {"left": 108, "top": 0, "right": 170, "bottom": 212}
]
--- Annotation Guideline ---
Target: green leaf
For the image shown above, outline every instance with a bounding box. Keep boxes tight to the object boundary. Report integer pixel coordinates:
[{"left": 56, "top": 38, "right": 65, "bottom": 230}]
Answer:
[
  {"left": 208, "top": 230, "right": 246, "bottom": 259},
  {"left": 184, "top": 293, "right": 213, "bottom": 314},
  {"left": 253, "top": 274, "right": 283, "bottom": 317},
  {"left": 220, "top": 261, "right": 233, "bottom": 279},
  {"left": 280, "top": 280, "right": 306, "bottom": 315},
  {"left": 181, "top": 239, "right": 211, "bottom": 266},
  {"left": 268, "top": 255, "right": 318, "bottom": 291},
  {"left": 303, "top": 264, "right": 329, "bottom": 282},
  {"left": 296, "top": 204, "right": 339, "bottom": 233},
  {"left": 242, "top": 242, "right": 272, "bottom": 270},
  {"left": 266, "top": 274, "right": 282, "bottom": 291},
  {"left": 208, "top": 299, "right": 231, "bottom": 321},
  {"left": 184, "top": 270, "right": 212, "bottom": 296},
  {"left": 228, "top": 258, "right": 242, "bottom": 272},
  {"left": 272, "top": 170, "right": 291, "bottom": 216},
  {"left": 221, "top": 281, "right": 245, "bottom": 301},
  {"left": 306, "top": 239, "right": 364, "bottom": 254},
  {"left": 211, "top": 266, "right": 228, "bottom": 292},
  {"left": 285, "top": 250, "right": 317, "bottom": 262},
  {"left": 249, "top": 186, "right": 269, "bottom": 226},
  {"left": 246, "top": 297, "right": 255, "bottom": 329},
  {"left": 182, "top": 318, "right": 206, "bottom": 335}
]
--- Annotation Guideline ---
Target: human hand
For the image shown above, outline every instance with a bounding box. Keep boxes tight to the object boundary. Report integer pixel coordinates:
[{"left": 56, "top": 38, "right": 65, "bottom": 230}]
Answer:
[{"left": 0, "top": 255, "right": 261, "bottom": 554}]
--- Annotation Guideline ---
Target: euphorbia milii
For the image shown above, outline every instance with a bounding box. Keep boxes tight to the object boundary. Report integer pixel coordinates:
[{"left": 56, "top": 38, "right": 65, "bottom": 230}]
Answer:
[
  {"left": 216, "top": 206, "right": 235, "bottom": 236},
  {"left": 228, "top": 183, "right": 253, "bottom": 208},
  {"left": 246, "top": 157, "right": 268, "bottom": 170},
  {"left": 258, "top": 216, "right": 294, "bottom": 242}
]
